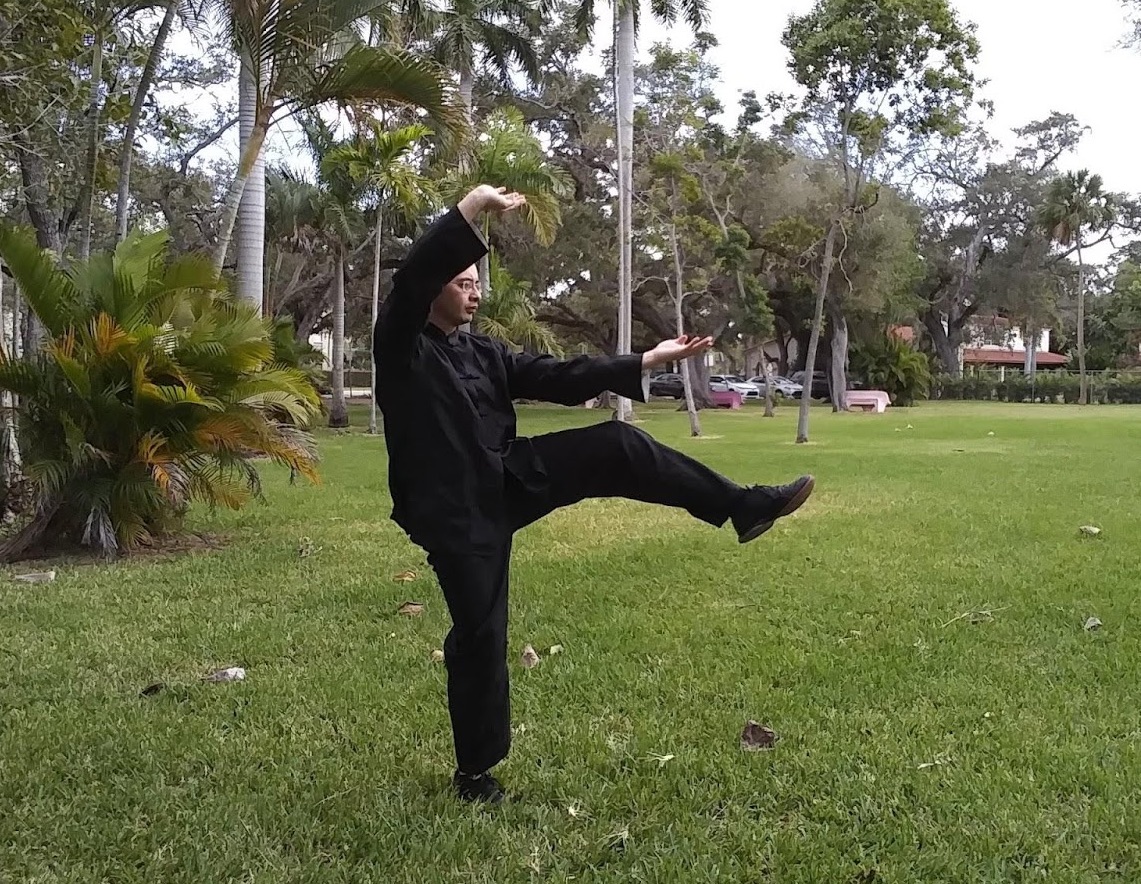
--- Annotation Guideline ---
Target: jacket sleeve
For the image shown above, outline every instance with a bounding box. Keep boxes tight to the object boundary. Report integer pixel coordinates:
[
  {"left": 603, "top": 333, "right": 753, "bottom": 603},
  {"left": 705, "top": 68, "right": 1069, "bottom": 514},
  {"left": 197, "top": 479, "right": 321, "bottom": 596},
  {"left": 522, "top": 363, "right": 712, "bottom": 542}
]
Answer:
[
  {"left": 373, "top": 206, "right": 488, "bottom": 367},
  {"left": 503, "top": 348, "right": 650, "bottom": 405}
]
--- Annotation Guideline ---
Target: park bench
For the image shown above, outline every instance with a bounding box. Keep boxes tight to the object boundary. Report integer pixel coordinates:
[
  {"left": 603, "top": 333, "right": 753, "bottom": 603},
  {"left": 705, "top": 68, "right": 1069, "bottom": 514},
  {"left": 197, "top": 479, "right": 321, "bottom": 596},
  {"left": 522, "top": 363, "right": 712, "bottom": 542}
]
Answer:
[
  {"left": 710, "top": 390, "right": 742, "bottom": 409},
  {"left": 846, "top": 389, "right": 891, "bottom": 413}
]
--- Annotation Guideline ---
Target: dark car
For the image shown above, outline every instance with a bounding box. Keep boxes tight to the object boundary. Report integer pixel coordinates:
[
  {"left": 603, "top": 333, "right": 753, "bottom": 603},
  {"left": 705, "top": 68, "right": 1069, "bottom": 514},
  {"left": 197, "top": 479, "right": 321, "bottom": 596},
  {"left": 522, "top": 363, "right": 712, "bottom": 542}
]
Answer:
[
  {"left": 791, "top": 370, "right": 830, "bottom": 400},
  {"left": 649, "top": 372, "right": 685, "bottom": 399}
]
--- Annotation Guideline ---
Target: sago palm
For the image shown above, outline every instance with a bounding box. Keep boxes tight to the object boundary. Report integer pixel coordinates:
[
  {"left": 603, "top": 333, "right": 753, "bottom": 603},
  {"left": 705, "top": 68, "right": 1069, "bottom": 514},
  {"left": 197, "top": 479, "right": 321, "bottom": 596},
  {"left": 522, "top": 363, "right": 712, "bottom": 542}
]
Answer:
[{"left": 0, "top": 223, "right": 322, "bottom": 562}]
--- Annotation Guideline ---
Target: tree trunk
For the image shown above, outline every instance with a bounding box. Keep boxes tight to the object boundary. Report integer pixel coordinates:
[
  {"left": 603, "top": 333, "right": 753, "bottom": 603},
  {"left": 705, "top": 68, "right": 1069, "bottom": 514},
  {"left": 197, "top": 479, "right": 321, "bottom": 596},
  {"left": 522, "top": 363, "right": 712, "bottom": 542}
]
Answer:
[
  {"left": 116, "top": 0, "right": 177, "bottom": 243},
  {"left": 613, "top": 2, "right": 635, "bottom": 423},
  {"left": 328, "top": 252, "right": 349, "bottom": 428},
  {"left": 796, "top": 219, "right": 839, "bottom": 443},
  {"left": 79, "top": 33, "right": 104, "bottom": 261},
  {"left": 459, "top": 68, "right": 475, "bottom": 122},
  {"left": 670, "top": 230, "right": 701, "bottom": 437},
  {"left": 689, "top": 356, "right": 714, "bottom": 408},
  {"left": 234, "top": 56, "right": 266, "bottom": 309},
  {"left": 369, "top": 208, "right": 383, "bottom": 434},
  {"left": 827, "top": 295, "right": 849, "bottom": 412},
  {"left": 212, "top": 116, "right": 268, "bottom": 283},
  {"left": 1077, "top": 241, "right": 1087, "bottom": 406},
  {"left": 922, "top": 309, "right": 962, "bottom": 375},
  {"left": 759, "top": 350, "right": 775, "bottom": 418}
]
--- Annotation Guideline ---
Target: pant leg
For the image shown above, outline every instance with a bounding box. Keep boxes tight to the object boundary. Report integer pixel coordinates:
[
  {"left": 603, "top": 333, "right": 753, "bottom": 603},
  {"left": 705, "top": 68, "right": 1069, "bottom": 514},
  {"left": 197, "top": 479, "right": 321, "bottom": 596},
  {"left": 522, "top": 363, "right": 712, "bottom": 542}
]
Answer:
[
  {"left": 507, "top": 421, "right": 745, "bottom": 532},
  {"left": 426, "top": 542, "right": 513, "bottom": 775}
]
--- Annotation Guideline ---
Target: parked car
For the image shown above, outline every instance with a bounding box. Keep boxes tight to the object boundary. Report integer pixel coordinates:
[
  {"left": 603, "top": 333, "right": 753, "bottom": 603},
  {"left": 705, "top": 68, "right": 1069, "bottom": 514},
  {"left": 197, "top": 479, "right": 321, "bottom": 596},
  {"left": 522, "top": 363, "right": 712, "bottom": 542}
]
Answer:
[
  {"left": 791, "top": 370, "right": 830, "bottom": 400},
  {"left": 709, "top": 374, "right": 761, "bottom": 400},
  {"left": 648, "top": 372, "right": 685, "bottom": 399},
  {"left": 746, "top": 375, "right": 803, "bottom": 398}
]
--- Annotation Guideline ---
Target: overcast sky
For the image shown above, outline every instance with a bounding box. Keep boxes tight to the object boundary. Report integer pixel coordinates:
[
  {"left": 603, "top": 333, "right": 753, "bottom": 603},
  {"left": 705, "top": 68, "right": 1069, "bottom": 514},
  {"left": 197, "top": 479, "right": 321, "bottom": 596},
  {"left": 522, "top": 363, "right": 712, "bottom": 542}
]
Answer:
[{"left": 610, "top": 0, "right": 1139, "bottom": 196}]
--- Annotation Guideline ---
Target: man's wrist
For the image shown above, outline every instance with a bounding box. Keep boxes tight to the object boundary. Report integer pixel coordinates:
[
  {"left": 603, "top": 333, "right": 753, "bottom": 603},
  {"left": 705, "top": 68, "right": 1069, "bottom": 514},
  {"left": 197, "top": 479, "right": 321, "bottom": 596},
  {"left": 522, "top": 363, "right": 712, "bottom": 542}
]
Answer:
[{"left": 457, "top": 187, "right": 490, "bottom": 224}]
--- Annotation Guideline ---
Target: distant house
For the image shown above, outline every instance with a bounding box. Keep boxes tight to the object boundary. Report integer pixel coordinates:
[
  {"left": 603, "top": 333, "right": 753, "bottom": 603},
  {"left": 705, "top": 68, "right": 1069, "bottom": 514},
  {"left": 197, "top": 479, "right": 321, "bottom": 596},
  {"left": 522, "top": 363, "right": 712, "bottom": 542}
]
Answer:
[{"left": 959, "top": 315, "right": 1068, "bottom": 375}]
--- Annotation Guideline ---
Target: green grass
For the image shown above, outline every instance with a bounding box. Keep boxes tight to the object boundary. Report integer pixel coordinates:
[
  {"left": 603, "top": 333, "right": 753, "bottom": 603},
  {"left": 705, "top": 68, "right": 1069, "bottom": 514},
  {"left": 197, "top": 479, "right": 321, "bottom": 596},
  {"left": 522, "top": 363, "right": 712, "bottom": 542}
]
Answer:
[{"left": 4, "top": 401, "right": 1141, "bottom": 883}]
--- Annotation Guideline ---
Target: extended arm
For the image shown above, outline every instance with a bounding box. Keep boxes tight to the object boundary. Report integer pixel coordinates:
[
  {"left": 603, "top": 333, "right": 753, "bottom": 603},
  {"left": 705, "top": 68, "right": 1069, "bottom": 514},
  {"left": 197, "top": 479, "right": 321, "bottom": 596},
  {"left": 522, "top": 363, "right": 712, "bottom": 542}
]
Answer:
[{"left": 504, "top": 335, "right": 715, "bottom": 405}]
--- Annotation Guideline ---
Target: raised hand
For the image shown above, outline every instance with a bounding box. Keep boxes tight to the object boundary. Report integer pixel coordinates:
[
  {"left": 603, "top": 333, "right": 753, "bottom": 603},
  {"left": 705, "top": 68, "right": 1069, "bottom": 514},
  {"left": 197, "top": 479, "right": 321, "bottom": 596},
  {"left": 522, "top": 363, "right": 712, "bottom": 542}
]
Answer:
[
  {"left": 641, "top": 334, "right": 715, "bottom": 370},
  {"left": 479, "top": 185, "right": 527, "bottom": 214}
]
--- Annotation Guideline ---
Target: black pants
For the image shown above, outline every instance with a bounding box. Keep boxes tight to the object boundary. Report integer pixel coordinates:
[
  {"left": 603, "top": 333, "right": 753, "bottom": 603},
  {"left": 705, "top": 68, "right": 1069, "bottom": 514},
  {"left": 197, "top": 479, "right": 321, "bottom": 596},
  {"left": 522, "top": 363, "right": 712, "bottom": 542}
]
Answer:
[{"left": 426, "top": 421, "right": 744, "bottom": 775}]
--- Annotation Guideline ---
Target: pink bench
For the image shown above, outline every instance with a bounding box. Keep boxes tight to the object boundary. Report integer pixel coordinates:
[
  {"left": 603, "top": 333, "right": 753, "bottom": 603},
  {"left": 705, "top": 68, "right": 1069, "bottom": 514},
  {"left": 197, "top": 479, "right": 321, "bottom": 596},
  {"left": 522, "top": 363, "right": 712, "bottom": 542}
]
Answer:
[
  {"left": 846, "top": 390, "right": 890, "bottom": 413},
  {"left": 710, "top": 390, "right": 742, "bottom": 409}
]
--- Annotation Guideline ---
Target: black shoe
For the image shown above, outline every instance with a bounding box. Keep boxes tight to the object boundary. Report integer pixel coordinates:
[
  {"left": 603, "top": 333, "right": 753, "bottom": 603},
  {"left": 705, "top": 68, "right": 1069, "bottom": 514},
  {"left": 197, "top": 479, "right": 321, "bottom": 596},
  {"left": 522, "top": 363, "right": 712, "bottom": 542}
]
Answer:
[
  {"left": 453, "top": 769, "right": 506, "bottom": 804},
  {"left": 732, "top": 475, "right": 815, "bottom": 543}
]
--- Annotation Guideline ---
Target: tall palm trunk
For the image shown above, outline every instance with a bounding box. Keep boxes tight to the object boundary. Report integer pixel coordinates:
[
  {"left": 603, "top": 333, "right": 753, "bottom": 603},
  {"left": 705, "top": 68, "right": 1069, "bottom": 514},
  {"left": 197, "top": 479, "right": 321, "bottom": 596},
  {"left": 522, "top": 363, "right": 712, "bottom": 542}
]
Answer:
[
  {"left": 329, "top": 251, "right": 349, "bottom": 428},
  {"left": 235, "top": 55, "right": 266, "bottom": 310},
  {"left": 116, "top": 0, "right": 178, "bottom": 242},
  {"left": 369, "top": 208, "right": 384, "bottom": 434},
  {"left": 212, "top": 93, "right": 269, "bottom": 286},
  {"left": 1077, "top": 240, "right": 1087, "bottom": 405},
  {"left": 79, "top": 33, "right": 104, "bottom": 260},
  {"left": 797, "top": 218, "right": 839, "bottom": 443},
  {"left": 613, "top": 1, "right": 635, "bottom": 422}
]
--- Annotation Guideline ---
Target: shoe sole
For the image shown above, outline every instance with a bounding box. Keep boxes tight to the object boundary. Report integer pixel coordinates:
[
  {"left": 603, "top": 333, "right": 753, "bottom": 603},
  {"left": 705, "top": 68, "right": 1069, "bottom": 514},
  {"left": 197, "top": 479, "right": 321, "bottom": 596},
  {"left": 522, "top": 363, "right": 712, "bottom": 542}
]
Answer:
[{"left": 737, "top": 475, "right": 816, "bottom": 544}]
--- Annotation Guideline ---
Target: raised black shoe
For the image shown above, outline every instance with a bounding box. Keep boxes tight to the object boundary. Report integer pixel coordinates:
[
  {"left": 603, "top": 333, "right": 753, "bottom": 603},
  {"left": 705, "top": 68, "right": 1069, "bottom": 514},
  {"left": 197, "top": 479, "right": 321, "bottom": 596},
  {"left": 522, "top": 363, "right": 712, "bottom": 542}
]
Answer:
[
  {"left": 732, "top": 475, "right": 815, "bottom": 543},
  {"left": 452, "top": 770, "right": 506, "bottom": 804}
]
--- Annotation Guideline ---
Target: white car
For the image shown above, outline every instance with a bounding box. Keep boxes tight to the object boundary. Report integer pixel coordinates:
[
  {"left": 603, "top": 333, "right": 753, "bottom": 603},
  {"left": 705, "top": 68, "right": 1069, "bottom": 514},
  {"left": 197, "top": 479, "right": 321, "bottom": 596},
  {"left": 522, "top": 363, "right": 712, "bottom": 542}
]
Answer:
[
  {"left": 747, "top": 375, "right": 803, "bottom": 398},
  {"left": 709, "top": 374, "right": 761, "bottom": 399}
]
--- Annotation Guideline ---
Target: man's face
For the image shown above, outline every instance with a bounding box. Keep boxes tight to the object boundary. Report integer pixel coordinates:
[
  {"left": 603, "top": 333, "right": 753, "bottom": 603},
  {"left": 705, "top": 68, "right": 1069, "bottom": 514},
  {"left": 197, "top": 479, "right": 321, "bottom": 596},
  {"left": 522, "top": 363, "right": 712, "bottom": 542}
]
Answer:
[{"left": 431, "top": 265, "right": 481, "bottom": 329}]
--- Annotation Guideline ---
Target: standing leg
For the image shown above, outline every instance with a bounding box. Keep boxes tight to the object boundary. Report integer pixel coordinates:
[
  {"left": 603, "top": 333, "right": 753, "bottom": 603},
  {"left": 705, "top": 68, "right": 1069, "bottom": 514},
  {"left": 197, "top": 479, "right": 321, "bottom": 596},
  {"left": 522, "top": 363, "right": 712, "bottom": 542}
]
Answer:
[
  {"left": 509, "top": 422, "right": 813, "bottom": 541},
  {"left": 427, "top": 542, "right": 513, "bottom": 803}
]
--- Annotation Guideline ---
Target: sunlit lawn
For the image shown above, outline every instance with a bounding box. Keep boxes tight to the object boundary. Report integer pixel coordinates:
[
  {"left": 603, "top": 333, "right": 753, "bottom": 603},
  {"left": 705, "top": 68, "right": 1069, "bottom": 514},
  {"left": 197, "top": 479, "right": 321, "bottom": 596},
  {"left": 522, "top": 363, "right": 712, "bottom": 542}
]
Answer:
[{"left": 3, "top": 401, "right": 1141, "bottom": 883}]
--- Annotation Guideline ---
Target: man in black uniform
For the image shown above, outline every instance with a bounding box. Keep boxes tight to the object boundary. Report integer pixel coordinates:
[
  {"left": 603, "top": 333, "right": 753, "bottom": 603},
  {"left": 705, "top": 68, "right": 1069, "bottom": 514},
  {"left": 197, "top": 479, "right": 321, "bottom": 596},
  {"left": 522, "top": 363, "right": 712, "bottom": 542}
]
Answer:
[{"left": 373, "top": 184, "right": 814, "bottom": 804}]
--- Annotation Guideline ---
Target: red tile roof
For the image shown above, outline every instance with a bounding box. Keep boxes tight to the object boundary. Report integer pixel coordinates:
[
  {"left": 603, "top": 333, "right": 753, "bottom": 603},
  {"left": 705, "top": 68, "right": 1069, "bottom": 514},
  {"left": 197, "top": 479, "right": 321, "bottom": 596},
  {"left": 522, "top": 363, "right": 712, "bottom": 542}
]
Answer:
[{"left": 962, "top": 348, "right": 1068, "bottom": 366}]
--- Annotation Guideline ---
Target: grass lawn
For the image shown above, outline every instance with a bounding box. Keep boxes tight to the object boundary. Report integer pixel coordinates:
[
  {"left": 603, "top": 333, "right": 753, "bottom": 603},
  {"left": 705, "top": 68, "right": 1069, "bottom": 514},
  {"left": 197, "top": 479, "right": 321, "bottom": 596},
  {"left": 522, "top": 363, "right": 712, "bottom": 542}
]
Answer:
[{"left": 4, "top": 401, "right": 1141, "bottom": 883}]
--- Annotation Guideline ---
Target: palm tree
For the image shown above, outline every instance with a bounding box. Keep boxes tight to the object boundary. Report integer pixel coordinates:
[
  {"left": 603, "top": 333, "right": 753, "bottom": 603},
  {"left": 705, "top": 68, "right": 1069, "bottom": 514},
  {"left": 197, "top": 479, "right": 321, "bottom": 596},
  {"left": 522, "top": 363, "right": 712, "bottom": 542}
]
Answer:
[
  {"left": 324, "top": 122, "right": 440, "bottom": 433},
  {"left": 574, "top": 0, "right": 707, "bottom": 421},
  {"left": 207, "top": 0, "right": 468, "bottom": 309},
  {"left": 440, "top": 106, "right": 572, "bottom": 312},
  {"left": 1036, "top": 170, "right": 1116, "bottom": 405},
  {"left": 404, "top": 0, "right": 541, "bottom": 122},
  {"left": 479, "top": 252, "right": 563, "bottom": 354}
]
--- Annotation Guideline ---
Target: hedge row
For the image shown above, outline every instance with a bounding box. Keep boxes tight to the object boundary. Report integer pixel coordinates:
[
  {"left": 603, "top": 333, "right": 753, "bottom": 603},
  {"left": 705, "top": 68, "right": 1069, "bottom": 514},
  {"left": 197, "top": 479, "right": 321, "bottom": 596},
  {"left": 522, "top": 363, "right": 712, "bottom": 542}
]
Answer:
[{"left": 931, "top": 372, "right": 1141, "bottom": 404}]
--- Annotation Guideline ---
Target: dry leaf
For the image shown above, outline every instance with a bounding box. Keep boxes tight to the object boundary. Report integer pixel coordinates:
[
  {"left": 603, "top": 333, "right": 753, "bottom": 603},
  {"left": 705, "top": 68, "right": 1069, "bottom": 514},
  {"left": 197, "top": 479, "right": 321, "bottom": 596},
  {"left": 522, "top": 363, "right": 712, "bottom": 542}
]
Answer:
[
  {"left": 13, "top": 570, "right": 55, "bottom": 584},
  {"left": 648, "top": 753, "right": 675, "bottom": 768},
  {"left": 298, "top": 537, "right": 317, "bottom": 558},
  {"left": 906, "top": 424, "right": 914, "bottom": 430},
  {"left": 1079, "top": 525, "right": 1102, "bottom": 537},
  {"left": 1084, "top": 616, "right": 1103, "bottom": 631},
  {"left": 203, "top": 666, "right": 246, "bottom": 683},
  {"left": 397, "top": 601, "right": 424, "bottom": 616},
  {"left": 548, "top": 644, "right": 564, "bottom": 656},
  {"left": 987, "top": 431, "right": 995, "bottom": 436},
  {"left": 392, "top": 569, "right": 417, "bottom": 583},
  {"left": 431, "top": 649, "right": 445, "bottom": 663},
  {"left": 521, "top": 644, "right": 540, "bottom": 669},
  {"left": 917, "top": 753, "right": 950, "bottom": 770},
  {"left": 604, "top": 826, "right": 629, "bottom": 852},
  {"left": 140, "top": 682, "right": 165, "bottom": 697},
  {"left": 740, "top": 720, "right": 779, "bottom": 751}
]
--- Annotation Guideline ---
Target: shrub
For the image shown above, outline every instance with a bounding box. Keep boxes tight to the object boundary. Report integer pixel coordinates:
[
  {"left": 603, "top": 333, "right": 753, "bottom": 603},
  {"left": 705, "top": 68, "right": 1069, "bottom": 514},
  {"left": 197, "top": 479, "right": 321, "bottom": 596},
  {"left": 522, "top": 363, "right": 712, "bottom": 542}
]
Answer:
[
  {"left": 0, "top": 226, "right": 322, "bottom": 561},
  {"left": 849, "top": 333, "right": 932, "bottom": 406}
]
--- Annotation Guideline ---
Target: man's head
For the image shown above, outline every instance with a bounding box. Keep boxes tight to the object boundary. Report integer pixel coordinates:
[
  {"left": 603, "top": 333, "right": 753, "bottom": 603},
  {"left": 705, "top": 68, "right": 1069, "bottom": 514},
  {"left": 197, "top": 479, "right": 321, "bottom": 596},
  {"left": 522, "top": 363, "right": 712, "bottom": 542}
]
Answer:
[{"left": 429, "top": 264, "right": 481, "bottom": 333}]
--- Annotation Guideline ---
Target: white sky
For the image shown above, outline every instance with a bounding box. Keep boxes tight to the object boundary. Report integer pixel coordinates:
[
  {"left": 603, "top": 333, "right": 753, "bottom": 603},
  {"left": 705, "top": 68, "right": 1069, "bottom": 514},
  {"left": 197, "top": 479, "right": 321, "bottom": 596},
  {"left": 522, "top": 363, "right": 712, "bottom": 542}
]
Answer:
[{"left": 619, "top": 0, "right": 1140, "bottom": 197}]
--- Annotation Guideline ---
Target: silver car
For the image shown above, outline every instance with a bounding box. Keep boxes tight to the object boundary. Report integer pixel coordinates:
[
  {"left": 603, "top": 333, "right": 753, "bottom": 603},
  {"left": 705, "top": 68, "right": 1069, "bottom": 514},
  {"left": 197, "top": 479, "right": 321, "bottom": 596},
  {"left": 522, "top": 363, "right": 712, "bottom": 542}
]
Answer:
[
  {"left": 747, "top": 375, "right": 803, "bottom": 398},
  {"left": 709, "top": 374, "right": 761, "bottom": 399}
]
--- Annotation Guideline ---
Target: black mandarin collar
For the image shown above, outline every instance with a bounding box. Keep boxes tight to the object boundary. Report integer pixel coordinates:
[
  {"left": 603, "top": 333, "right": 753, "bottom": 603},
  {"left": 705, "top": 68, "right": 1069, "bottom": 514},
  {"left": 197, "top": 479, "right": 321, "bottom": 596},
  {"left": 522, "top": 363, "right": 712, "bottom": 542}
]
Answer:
[{"left": 424, "top": 322, "right": 461, "bottom": 346}]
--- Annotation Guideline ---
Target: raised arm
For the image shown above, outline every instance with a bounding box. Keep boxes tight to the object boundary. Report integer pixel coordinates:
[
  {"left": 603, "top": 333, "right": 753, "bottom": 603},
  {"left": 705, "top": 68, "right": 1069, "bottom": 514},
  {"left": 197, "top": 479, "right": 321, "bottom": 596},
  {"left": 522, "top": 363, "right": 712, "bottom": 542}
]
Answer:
[
  {"left": 503, "top": 335, "right": 715, "bottom": 405},
  {"left": 374, "top": 186, "right": 523, "bottom": 366}
]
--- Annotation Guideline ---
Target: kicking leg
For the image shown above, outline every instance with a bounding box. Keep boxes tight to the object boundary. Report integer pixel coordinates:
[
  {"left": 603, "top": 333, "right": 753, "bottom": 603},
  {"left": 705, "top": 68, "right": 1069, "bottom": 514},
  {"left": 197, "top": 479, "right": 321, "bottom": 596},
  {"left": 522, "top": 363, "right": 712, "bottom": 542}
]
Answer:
[
  {"left": 426, "top": 542, "right": 513, "bottom": 803},
  {"left": 510, "top": 421, "right": 813, "bottom": 542}
]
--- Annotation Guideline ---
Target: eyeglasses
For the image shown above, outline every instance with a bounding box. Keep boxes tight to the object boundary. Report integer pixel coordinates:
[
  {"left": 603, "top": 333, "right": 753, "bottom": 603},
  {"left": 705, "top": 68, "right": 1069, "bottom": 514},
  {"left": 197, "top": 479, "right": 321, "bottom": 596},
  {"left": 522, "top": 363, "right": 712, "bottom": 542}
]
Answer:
[{"left": 452, "top": 280, "right": 480, "bottom": 293}]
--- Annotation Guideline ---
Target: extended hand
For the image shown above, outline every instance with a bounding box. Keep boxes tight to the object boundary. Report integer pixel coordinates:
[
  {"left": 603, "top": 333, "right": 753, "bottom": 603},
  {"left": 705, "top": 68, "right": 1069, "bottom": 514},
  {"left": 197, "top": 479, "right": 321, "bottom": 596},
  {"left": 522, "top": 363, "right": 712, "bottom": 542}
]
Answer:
[
  {"left": 642, "top": 334, "right": 715, "bottom": 371},
  {"left": 459, "top": 185, "right": 527, "bottom": 224}
]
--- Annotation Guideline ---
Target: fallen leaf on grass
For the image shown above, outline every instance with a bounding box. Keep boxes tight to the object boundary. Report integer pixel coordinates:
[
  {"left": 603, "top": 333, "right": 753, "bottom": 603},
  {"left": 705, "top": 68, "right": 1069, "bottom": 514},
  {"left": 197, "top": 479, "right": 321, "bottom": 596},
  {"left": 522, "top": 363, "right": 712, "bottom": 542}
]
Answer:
[
  {"left": 13, "top": 570, "right": 55, "bottom": 584},
  {"left": 521, "top": 644, "right": 540, "bottom": 669},
  {"left": 548, "top": 644, "right": 564, "bottom": 656},
  {"left": 431, "top": 649, "right": 445, "bottom": 663},
  {"left": 298, "top": 537, "right": 318, "bottom": 558},
  {"left": 740, "top": 720, "right": 779, "bottom": 751},
  {"left": 1084, "top": 616, "right": 1103, "bottom": 631},
  {"left": 203, "top": 666, "right": 246, "bottom": 683},
  {"left": 397, "top": 601, "right": 424, "bottom": 616},
  {"left": 987, "top": 431, "right": 995, "bottom": 436},
  {"left": 140, "top": 682, "right": 165, "bottom": 697},
  {"left": 604, "top": 826, "right": 629, "bottom": 852},
  {"left": 392, "top": 569, "right": 417, "bottom": 583},
  {"left": 647, "top": 753, "right": 675, "bottom": 768},
  {"left": 941, "top": 605, "right": 1009, "bottom": 628},
  {"left": 917, "top": 753, "right": 950, "bottom": 770},
  {"left": 1078, "top": 525, "right": 1102, "bottom": 537}
]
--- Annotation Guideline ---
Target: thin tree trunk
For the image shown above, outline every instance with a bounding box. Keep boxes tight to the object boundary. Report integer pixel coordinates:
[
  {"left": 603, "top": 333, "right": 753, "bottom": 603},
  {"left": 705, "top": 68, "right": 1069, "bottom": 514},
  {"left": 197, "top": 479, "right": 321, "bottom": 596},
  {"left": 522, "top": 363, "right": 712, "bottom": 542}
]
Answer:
[
  {"left": 797, "top": 219, "right": 839, "bottom": 443},
  {"left": 1077, "top": 241, "right": 1087, "bottom": 406},
  {"left": 212, "top": 120, "right": 268, "bottom": 281},
  {"left": 670, "top": 224, "right": 701, "bottom": 437},
  {"left": 235, "top": 56, "right": 266, "bottom": 309},
  {"left": 116, "top": 0, "right": 177, "bottom": 242},
  {"left": 458, "top": 68, "right": 475, "bottom": 122},
  {"left": 613, "top": 2, "right": 635, "bottom": 423},
  {"left": 328, "top": 251, "right": 349, "bottom": 428},
  {"left": 79, "top": 33, "right": 104, "bottom": 260},
  {"left": 759, "top": 349, "right": 775, "bottom": 417},
  {"left": 369, "top": 208, "right": 383, "bottom": 434},
  {"left": 828, "top": 295, "right": 849, "bottom": 412}
]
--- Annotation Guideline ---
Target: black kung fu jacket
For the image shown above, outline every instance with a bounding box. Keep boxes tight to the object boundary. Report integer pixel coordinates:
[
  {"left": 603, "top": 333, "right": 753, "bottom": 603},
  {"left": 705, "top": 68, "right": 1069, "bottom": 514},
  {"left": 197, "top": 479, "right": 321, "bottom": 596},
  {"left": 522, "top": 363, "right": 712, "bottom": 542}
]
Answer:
[{"left": 372, "top": 205, "right": 649, "bottom": 554}]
